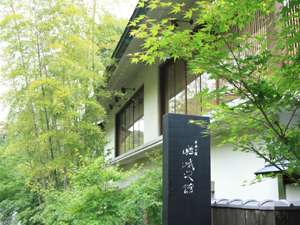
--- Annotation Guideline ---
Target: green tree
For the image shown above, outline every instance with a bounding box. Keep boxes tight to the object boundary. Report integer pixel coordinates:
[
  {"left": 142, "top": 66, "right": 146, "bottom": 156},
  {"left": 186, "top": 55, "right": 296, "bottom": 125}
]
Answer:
[
  {"left": 0, "top": 0, "right": 128, "bottom": 224},
  {"left": 40, "top": 156, "right": 163, "bottom": 225},
  {"left": 0, "top": 0, "right": 111, "bottom": 191},
  {"left": 122, "top": 160, "right": 162, "bottom": 225},
  {"left": 0, "top": 154, "right": 41, "bottom": 225},
  {"left": 41, "top": 157, "right": 126, "bottom": 225},
  {"left": 0, "top": 124, "right": 40, "bottom": 225},
  {"left": 131, "top": 0, "right": 300, "bottom": 181}
]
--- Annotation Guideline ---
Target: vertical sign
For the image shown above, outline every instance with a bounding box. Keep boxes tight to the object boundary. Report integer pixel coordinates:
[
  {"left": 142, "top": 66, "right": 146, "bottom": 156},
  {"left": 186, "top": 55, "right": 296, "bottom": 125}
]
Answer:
[{"left": 163, "top": 113, "right": 211, "bottom": 225}]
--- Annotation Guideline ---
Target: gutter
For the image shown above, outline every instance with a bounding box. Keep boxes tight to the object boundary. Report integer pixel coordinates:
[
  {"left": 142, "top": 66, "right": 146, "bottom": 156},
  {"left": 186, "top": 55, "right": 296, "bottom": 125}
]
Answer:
[{"left": 110, "top": 136, "right": 163, "bottom": 166}]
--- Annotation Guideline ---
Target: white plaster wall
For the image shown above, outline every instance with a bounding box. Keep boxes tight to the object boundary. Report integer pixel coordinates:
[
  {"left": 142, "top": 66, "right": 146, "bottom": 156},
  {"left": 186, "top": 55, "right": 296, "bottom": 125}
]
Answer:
[
  {"left": 286, "top": 185, "right": 300, "bottom": 201},
  {"left": 211, "top": 145, "right": 279, "bottom": 200},
  {"left": 143, "top": 64, "right": 160, "bottom": 142},
  {"left": 104, "top": 119, "right": 115, "bottom": 161}
]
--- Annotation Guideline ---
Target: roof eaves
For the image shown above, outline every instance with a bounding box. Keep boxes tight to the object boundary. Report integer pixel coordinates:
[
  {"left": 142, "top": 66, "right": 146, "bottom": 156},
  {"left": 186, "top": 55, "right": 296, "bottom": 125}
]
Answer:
[
  {"left": 111, "top": 1, "right": 147, "bottom": 60},
  {"left": 255, "top": 163, "right": 288, "bottom": 175}
]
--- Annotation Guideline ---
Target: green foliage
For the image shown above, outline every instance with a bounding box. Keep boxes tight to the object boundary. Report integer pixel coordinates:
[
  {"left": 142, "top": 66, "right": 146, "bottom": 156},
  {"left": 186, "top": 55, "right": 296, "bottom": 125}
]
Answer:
[
  {"left": 0, "top": 1, "right": 163, "bottom": 224},
  {"left": 0, "top": 148, "right": 41, "bottom": 225},
  {"left": 131, "top": 0, "right": 300, "bottom": 181},
  {"left": 41, "top": 158, "right": 126, "bottom": 225},
  {"left": 0, "top": 0, "right": 163, "bottom": 224},
  {"left": 40, "top": 157, "right": 162, "bottom": 225},
  {"left": 122, "top": 159, "right": 163, "bottom": 225},
  {"left": 0, "top": 150, "right": 163, "bottom": 225},
  {"left": 0, "top": 0, "right": 109, "bottom": 190}
]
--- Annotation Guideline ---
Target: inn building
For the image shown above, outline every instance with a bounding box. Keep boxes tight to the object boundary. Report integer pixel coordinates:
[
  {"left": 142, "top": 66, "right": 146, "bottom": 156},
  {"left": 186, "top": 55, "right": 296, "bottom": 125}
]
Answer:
[{"left": 104, "top": 1, "right": 300, "bottom": 201}]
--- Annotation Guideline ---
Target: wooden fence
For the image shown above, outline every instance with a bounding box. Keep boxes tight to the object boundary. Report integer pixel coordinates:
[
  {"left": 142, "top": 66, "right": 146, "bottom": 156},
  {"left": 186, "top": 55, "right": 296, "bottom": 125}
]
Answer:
[{"left": 211, "top": 199, "right": 300, "bottom": 225}]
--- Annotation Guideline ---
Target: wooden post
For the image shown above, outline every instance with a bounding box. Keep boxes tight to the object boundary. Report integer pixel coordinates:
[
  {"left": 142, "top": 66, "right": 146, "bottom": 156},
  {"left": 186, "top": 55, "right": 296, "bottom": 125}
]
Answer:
[{"left": 277, "top": 174, "right": 286, "bottom": 200}]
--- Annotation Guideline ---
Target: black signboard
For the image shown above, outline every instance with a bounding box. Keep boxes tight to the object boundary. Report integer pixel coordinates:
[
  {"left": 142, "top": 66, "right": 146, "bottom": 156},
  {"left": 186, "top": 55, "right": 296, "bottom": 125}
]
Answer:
[{"left": 163, "top": 113, "right": 211, "bottom": 225}]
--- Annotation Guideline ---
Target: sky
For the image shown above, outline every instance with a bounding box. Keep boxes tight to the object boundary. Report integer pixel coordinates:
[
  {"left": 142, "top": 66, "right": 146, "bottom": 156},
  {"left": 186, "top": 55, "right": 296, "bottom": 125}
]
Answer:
[
  {"left": 95, "top": 0, "right": 139, "bottom": 19},
  {"left": 0, "top": 0, "right": 139, "bottom": 123}
]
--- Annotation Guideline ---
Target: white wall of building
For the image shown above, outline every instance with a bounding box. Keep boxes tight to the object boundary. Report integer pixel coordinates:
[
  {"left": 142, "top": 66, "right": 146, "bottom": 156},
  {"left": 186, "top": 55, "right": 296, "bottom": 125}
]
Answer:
[
  {"left": 286, "top": 185, "right": 300, "bottom": 201},
  {"left": 211, "top": 145, "right": 279, "bottom": 200},
  {"left": 104, "top": 119, "right": 115, "bottom": 161},
  {"left": 143, "top": 65, "right": 160, "bottom": 142}
]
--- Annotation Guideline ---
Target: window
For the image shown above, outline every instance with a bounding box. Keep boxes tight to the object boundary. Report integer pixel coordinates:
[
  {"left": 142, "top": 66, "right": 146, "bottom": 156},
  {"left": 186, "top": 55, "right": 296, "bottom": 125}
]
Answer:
[
  {"left": 160, "top": 60, "right": 217, "bottom": 121},
  {"left": 285, "top": 0, "right": 300, "bottom": 55},
  {"left": 116, "top": 87, "right": 144, "bottom": 156}
]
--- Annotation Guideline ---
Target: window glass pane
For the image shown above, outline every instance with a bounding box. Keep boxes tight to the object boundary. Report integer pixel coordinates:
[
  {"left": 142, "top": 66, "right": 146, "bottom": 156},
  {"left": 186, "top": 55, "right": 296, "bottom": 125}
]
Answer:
[
  {"left": 201, "top": 72, "right": 216, "bottom": 91},
  {"left": 128, "top": 104, "right": 134, "bottom": 128},
  {"left": 133, "top": 120, "right": 139, "bottom": 148},
  {"left": 138, "top": 89, "right": 144, "bottom": 118},
  {"left": 161, "top": 61, "right": 220, "bottom": 125},
  {"left": 174, "top": 61, "right": 186, "bottom": 95},
  {"left": 174, "top": 61, "right": 186, "bottom": 114},
  {"left": 118, "top": 112, "right": 126, "bottom": 155},
  {"left": 218, "top": 79, "right": 237, "bottom": 103},
  {"left": 129, "top": 128, "right": 133, "bottom": 149},
  {"left": 164, "top": 60, "right": 186, "bottom": 114},
  {"left": 116, "top": 88, "right": 144, "bottom": 156},
  {"left": 201, "top": 72, "right": 217, "bottom": 113},
  {"left": 175, "top": 90, "right": 186, "bottom": 114},
  {"left": 187, "top": 76, "right": 201, "bottom": 115},
  {"left": 133, "top": 118, "right": 144, "bottom": 147},
  {"left": 168, "top": 97, "right": 176, "bottom": 113},
  {"left": 133, "top": 99, "right": 139, "bottom": 122},
  {"left": 139, "top": 118, "right": 144, "bottom": 143},
  {"left": 166, "top": 63, "right": 175, "bottom": 113},
  {"left": 125, "top": 106, "right": 131, "bottom": 150}
]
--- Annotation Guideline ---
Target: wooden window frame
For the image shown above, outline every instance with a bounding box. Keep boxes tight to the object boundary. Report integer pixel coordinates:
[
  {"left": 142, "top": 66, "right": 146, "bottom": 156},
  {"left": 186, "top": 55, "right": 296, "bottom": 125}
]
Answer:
[
  {"left": 115, "top": 86, "right": 144, "bottom": 157},
  {"left": 159, "top": 60, "right": 218, "bottom": 134}
]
